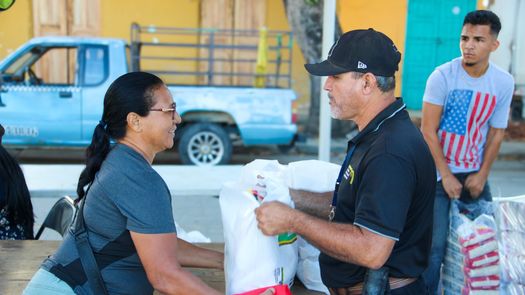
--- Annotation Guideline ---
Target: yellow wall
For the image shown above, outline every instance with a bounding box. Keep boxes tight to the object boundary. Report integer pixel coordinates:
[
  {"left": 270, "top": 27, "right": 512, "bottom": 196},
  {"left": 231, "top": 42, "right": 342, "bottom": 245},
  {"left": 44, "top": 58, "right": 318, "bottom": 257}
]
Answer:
[
  {"left": 0, "top": 0, "right": 201, "bottom": 60},
  {"left": 337, "top": 0, "right": 407, "bottom": 97},
  {"left": 0, "top": 0, "right": 33, "bottom": 60},
  {"left": 100, "top": 0, "right": 200, "bottom": 41},
  {"left": 100, "top": 0, "right": 201, "bottom": 84}
]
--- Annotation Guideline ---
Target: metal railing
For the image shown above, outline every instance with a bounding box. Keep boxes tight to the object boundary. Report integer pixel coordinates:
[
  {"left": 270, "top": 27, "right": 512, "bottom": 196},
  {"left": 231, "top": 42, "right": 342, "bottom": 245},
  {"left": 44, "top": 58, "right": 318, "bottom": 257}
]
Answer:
[{"left": 130, "top": 23, "right": 293, "bottom": 88}]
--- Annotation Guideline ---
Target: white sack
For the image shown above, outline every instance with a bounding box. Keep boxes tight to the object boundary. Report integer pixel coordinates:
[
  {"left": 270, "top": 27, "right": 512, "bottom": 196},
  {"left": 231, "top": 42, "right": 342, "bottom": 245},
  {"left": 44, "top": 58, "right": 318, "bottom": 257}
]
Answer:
[
  {"left": 286, "top": 160, "right": 340, "bottom": 294},
  {"left": 220, "top": 160, "right": 298, "bottom": 295}
]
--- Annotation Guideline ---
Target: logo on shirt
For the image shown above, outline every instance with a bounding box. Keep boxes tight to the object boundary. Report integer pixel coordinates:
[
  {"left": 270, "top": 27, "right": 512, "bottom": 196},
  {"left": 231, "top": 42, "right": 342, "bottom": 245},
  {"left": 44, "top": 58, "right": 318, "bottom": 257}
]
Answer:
[{"left": 344, "top": 165, "right": 355, "bottom": 185}]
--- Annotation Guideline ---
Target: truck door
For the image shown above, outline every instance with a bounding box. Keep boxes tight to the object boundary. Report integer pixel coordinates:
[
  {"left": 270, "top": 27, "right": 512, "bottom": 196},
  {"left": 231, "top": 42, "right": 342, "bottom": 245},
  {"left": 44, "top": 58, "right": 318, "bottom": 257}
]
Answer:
[
  {"left": 79, "top": 45, "right": 110, "bottom": 143},
  {"left": 0, "top": 45, "right": 82, "bottom": 146}
]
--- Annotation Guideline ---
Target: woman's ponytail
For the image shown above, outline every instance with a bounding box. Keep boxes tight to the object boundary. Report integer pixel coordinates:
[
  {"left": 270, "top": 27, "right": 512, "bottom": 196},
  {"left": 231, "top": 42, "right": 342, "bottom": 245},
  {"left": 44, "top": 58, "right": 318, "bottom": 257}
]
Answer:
[{"left": 76, "top": 122, "right": 110, "bottom": 200}]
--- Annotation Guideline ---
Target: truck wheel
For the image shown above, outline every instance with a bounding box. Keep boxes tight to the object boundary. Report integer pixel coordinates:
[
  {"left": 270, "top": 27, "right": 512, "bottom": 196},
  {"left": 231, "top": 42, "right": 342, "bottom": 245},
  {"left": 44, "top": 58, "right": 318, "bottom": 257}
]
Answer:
[{"left": 178, "top": 123, "right": 232, "bottom": 165}]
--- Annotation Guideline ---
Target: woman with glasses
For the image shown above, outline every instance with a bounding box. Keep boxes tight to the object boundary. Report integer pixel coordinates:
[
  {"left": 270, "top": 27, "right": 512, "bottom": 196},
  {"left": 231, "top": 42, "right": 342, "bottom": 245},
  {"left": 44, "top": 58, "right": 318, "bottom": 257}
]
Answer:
[
  {"left": 24, "top": 72, "right": 229, "bottom": 294},
  {"left": 0, "top": 124, "right": 35, "bottom": 240}
]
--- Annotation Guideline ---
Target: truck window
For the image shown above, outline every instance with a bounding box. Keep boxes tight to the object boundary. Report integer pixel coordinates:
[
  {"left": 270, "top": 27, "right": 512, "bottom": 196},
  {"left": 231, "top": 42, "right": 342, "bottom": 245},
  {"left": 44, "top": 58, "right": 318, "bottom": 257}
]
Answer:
[
  {"left": 3, "top": 50, "right": 34, "bottom": 76},
  {"left": 2, "top": 46, "right": 78, "bottom": 86},
  {"left": 83, "top": 46, "right": 108, "bottom": 86},
  {"left": 33, "top": 47, "right": 78, "bottom": 85}
]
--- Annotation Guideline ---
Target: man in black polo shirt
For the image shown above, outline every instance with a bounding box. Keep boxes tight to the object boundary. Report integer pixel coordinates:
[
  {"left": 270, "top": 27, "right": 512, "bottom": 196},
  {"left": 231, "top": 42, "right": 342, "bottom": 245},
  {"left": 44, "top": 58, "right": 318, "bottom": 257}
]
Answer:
[{"left": 255, "top": 29, "right": 436, "bottom": 294}]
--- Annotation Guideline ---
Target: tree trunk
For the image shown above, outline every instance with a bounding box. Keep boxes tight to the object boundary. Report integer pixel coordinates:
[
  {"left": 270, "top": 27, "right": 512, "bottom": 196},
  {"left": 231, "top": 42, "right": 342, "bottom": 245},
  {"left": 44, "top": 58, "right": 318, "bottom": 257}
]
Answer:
[{"left": 283, "top": 0, "right": 355, "bottom": 138}]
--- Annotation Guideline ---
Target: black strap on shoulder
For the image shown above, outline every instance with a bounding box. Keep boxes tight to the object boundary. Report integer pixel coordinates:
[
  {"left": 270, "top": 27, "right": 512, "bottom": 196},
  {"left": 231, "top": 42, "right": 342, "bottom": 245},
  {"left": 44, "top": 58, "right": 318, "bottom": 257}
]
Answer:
[{"left": 71, "top": 187, "right": 109, "bottom": 295}]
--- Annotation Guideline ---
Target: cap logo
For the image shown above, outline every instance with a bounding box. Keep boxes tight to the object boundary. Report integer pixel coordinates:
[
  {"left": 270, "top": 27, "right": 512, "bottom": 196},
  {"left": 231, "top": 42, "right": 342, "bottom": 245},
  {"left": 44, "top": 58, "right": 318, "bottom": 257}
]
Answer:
[{"left": 357, "top": 61, "right": 367, "bottom": 69}]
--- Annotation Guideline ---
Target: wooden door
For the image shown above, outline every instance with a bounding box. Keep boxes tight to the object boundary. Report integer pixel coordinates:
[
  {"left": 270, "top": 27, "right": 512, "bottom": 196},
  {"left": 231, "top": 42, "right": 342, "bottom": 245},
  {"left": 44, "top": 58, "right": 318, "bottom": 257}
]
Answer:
[
  {"left": 32, "top": 0, "right": 100, "bottom": 83},
  {"left": 32, "top": 0, "right": 67, "bottom": 37},
  {"left": 233, "top": 0, "right": 266, "bottom": 86},
  {"left": 199, "top": 0, "right": 267, "bottom": 86},
  {"left": 199, "top": 0, "right": 235, "bottom": 85},
  {"left": 69, "top": 0, "right": 100, "bottom": 37}
]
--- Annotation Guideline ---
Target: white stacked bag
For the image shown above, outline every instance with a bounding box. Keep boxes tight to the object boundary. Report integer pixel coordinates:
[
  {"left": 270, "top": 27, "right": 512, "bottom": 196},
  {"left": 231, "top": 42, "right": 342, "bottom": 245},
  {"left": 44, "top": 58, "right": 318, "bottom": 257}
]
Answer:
[
  {"left": 494, "top": 196, "right": 525, "bottom": 294},
  {"left": 442, "top": 200, "right": 501, "bottom": 295},
  {"left": 287, "top": 160, "right": 340, "bottom": 295},
  {"left": 219, "top": 159, "right": 339, "bottom": 295},
  {"left": 220, "top": 160, "right": 298, "bottom": 295}
]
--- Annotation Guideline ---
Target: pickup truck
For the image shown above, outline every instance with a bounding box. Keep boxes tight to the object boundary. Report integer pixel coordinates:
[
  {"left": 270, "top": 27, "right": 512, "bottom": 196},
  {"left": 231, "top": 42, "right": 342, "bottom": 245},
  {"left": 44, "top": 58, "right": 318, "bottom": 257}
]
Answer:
[{"left": 0, "top": 24, "right": 298, "bottom": 165}]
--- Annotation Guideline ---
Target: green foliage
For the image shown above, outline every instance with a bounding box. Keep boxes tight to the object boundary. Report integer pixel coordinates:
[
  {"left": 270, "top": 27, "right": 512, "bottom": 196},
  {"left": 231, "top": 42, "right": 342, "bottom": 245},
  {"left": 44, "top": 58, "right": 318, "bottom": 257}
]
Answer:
[{"left": 0, "top": 0, "right": 15, "bottom": 11}]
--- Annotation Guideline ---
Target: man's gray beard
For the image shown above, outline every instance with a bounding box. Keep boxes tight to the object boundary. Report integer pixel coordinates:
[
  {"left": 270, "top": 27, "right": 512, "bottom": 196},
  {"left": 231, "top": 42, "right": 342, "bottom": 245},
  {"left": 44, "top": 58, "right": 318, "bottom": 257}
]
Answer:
[{"left": 464, "top": 62, "right": 476, "bottom": 67}]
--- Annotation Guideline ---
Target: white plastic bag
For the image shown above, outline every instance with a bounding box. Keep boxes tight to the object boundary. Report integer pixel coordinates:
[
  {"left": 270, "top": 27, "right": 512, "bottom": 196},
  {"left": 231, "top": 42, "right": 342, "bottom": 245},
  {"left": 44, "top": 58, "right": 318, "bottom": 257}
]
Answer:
[
  {"left": 220, "top": 160, "right": 298, "bottom": 295},
  {"left": 286, "top": 160, "right": 340, "bottom": 294},
  {"left": 286, "top": 160, "right": 341, "bottom": 192},
  {"left": 442, "top": 200, "right": 500, "bottom": 295},
  {"left": 494, "top": 196, "right": 525, "bottom": 294},
  {"left": 175, "top": 222, "right": 211, "bottom": 243}
]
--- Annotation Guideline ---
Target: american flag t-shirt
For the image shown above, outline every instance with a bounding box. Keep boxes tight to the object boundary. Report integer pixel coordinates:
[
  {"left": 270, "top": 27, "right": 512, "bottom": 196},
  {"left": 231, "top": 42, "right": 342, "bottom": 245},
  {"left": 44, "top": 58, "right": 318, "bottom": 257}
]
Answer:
[{"left": 438, "top": 89, "right": 496, "bottom": 170}]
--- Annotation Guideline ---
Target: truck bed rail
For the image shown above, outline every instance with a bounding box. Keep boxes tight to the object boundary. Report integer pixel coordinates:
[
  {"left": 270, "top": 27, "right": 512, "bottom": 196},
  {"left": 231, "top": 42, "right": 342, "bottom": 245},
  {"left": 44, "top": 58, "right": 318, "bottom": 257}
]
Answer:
[{"left": 130, "top": 23, "right": 294, "bottom": 88}]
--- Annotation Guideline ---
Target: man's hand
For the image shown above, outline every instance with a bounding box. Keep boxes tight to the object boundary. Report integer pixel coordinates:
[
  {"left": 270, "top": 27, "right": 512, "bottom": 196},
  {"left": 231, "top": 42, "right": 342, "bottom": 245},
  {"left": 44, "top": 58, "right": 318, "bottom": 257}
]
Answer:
[
  {"left": 464, "top": 172, "right": 488, "bottom": 198},
  {"left": 441, "top": 174, "right": 462, "bottom": 199},
  {"left": 255, "top": 201, "right": 295, "bottom": 236}
]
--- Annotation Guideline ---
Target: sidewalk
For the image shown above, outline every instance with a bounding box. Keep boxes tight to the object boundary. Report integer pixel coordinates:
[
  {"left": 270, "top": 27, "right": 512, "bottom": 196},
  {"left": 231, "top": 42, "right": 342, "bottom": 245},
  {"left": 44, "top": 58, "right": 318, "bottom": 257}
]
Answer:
[
  {"left": 497, "top": 141, "right": 525, "bottom": 160},
  {"left": 24, "top": 165, "right": 243, "bottom": 198},
  {"left": 24, "top": 139, "right": 525, "bottom": 199}
]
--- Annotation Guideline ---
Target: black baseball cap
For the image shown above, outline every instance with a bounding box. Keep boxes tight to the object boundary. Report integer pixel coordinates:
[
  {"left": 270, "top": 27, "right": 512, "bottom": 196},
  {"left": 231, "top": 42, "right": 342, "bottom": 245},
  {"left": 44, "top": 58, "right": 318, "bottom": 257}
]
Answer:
[{"left": 305, "top": 28, "right": 401, "bottom": 77}]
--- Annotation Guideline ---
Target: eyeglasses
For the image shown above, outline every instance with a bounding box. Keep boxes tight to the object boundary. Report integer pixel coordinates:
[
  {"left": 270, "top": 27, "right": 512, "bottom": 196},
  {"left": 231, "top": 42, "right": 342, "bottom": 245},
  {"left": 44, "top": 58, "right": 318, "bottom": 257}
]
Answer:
[{"left": 150, "top": 102, "right": 177, "bottom": 120}]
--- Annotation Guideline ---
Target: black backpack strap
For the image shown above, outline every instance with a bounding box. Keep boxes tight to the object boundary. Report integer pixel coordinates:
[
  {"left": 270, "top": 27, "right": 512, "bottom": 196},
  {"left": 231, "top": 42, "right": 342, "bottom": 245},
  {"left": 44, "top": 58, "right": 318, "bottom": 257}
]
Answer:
[{"left": 72, "top": 189, "right": 109, "bottom": 295}]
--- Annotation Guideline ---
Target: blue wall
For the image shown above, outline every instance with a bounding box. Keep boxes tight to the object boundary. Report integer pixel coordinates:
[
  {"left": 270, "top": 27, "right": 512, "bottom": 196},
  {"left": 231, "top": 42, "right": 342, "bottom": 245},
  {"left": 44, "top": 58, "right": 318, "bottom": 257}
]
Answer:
[{"left": 402, "top": 0, "right": 476, "bottom": 110}]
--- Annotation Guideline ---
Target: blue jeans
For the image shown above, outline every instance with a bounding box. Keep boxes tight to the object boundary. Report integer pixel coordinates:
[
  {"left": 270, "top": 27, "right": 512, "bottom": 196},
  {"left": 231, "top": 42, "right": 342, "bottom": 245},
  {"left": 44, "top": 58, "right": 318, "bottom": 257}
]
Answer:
[
  {"left": 421, "top": 172, "right": 492, "bottom": 295},
  {"left": 23, "top": 268, "right": 76, "bottom": 295}
]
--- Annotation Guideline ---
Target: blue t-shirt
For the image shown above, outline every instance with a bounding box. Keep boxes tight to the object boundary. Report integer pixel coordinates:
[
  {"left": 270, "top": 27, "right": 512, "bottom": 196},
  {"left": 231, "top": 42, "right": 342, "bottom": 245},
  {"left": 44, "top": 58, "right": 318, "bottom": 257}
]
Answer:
[{"left": 42, "top": 144, "right": 176, "bottom": 294}]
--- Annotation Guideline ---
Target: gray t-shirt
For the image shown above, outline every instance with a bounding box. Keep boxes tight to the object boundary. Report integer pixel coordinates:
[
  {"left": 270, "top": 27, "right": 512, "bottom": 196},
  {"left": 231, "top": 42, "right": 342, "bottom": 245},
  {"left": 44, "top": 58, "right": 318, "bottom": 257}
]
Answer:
[
  {"left": 423, "top": 57, "right": 514, "bottom": 175},
  {"left": 42, "top": 144, "right": 176, "bottom": 294}
]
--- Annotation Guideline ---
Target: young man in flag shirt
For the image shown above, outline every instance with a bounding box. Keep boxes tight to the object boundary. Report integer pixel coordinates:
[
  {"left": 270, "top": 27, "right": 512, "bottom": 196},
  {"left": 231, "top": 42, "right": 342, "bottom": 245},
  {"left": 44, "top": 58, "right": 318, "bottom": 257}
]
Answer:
[{"left": 420, "top": 10, "right": 514, "bottom": 294}]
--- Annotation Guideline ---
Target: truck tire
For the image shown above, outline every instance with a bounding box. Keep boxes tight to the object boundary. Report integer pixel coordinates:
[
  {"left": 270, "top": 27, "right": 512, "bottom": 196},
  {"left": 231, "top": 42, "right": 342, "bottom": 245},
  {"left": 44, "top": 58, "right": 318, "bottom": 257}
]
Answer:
[{"left": 178, "top": 123, "right": 232, "bottom": 165}]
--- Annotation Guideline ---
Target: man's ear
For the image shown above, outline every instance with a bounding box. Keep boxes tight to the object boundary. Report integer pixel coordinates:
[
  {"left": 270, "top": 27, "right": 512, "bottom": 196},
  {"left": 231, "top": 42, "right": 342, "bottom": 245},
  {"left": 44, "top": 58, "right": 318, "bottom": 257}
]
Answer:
[
  {"left": 491, "top": 38, "right": 500, "bottom": 52},
  {"left": 362, "top": 73, "right": 376, "bottom": 95},
  {"left": 127, "top": 112, "right": 142, "bottom": 132}
]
